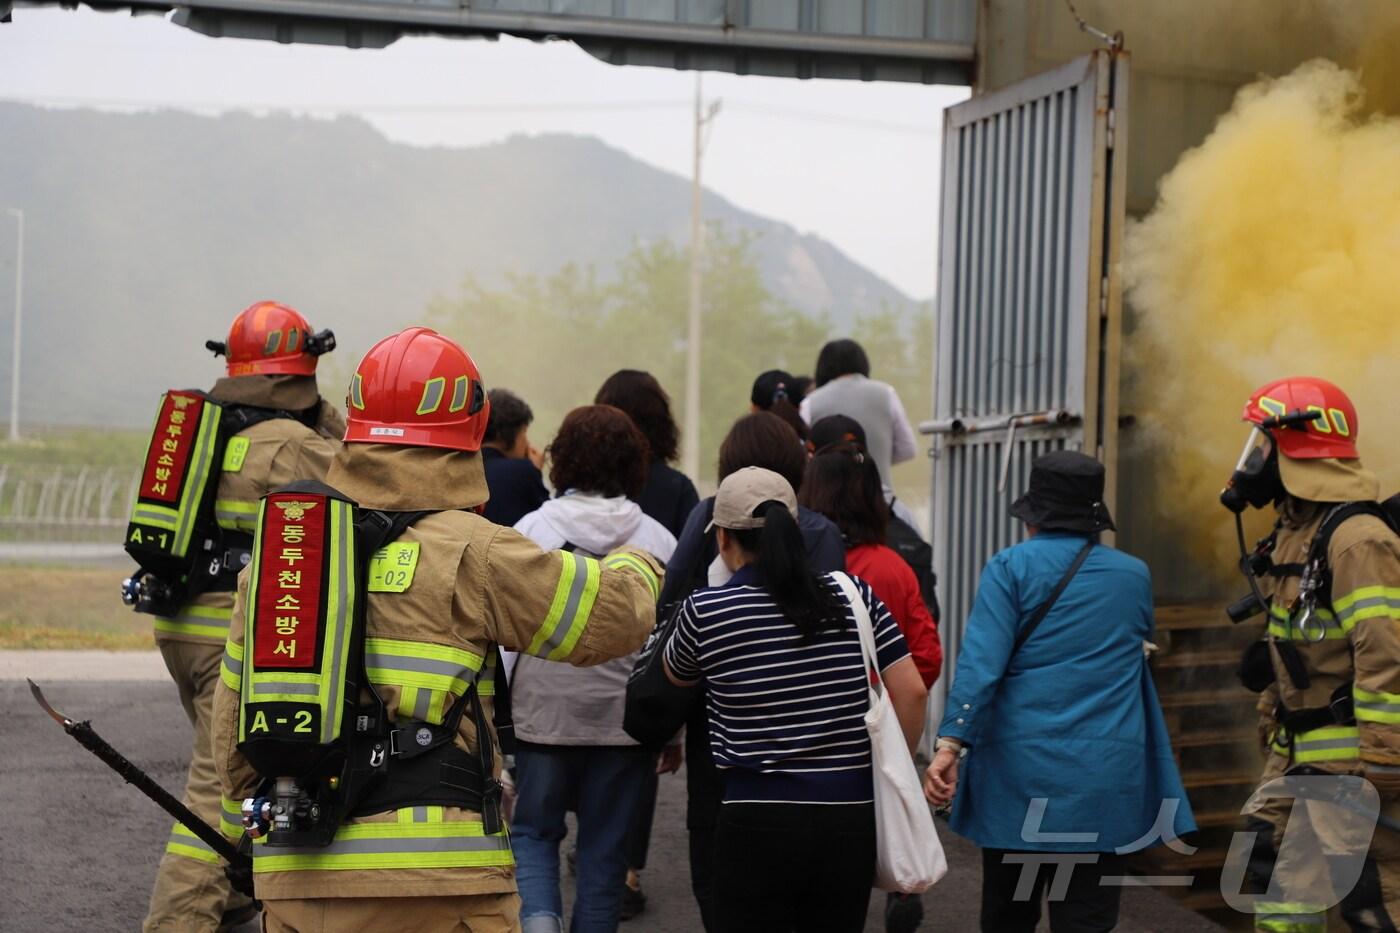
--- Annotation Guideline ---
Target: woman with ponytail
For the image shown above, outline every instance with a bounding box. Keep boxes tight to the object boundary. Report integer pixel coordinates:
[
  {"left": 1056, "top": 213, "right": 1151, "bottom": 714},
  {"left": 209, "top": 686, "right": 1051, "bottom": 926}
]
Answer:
[{"left": 663, "top": 467, "right": 928, "bottom": 933}]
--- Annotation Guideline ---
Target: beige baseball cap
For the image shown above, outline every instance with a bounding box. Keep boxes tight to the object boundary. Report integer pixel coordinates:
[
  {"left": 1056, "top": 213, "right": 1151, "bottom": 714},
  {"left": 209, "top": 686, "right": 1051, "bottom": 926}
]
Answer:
[{"left": 706, "top": 466, "right": 799, "bottom": 532}]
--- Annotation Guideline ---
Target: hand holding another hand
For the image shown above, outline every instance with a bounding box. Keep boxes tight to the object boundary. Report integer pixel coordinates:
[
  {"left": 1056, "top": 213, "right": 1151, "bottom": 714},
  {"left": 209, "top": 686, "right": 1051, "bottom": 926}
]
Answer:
[{"left": 923, "top": 746, "right": 960, "bottom": 808}]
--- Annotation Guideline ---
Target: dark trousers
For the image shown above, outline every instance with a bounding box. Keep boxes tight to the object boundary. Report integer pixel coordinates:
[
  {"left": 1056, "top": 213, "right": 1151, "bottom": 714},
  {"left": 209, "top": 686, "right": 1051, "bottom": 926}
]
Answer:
[
  {"left": 713, "top": 802, "right": 876, "bottom": 933},
  {"left": 624, "top": 767, "right": 660, "bottom": 870},
  {"left": 980, "top": 848, "right": 1125, "bottom": 933}
]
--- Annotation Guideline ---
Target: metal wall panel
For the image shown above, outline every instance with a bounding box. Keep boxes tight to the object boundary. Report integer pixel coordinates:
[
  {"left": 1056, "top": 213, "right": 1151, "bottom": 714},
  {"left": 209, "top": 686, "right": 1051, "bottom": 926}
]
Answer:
[
  {"left": 920, "top": 50, "right": 1128, "bottom": 747},
  {"left": 10, "top": 0, "right": 976, "bottom": 83}
]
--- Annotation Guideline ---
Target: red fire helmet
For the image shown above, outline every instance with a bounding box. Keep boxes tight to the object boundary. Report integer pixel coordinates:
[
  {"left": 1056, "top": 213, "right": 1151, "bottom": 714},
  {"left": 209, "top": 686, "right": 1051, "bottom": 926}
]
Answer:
[
  {"left": 221, "top": 301, "right": 321, "bottom": 377},
  {"left": 344, "top": 327, "right": 490, "bottom": 451},
  {"left": 1242, "top": 376, "right": 1360, "bottom": 460}
]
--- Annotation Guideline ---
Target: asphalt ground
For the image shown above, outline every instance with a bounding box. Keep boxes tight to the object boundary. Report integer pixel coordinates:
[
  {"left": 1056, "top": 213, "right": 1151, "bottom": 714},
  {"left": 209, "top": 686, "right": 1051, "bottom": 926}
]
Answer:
[{"left": 2, "top": 659, "right": 1225, "bottom": 932}]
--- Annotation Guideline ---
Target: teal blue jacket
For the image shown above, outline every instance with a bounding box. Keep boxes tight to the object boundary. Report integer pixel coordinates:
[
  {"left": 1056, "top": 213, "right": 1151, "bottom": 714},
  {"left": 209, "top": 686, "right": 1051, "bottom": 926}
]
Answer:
[{"left": 939, "top": 532, "right": 1195, "bottom": 852}]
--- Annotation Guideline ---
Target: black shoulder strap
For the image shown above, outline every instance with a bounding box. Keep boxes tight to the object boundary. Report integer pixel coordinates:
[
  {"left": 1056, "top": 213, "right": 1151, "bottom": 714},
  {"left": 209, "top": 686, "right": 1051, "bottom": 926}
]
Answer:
[
  {"left": 1013, "top": 540, "right": 1095, "bottom": 653},
  {"left": 357, "top": 509, "right": 436, "bottom": 555},
  {"left": 1305, "top": 502, "right": 1395, "bottom": 610}
]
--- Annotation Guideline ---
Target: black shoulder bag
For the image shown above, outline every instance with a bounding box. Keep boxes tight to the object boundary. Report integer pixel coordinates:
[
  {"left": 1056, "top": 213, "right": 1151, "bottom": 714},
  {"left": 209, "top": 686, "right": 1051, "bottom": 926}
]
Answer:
[{"left": 1013, "top": 540, "right": 1095, "bottom": 654}]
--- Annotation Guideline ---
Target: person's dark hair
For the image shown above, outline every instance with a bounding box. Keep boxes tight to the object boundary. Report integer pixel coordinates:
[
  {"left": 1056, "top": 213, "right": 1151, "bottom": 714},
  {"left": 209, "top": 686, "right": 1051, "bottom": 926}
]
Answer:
[
  {"left": 731, "top": 502, "right": 846, "bottom": 639},
  {"left": 717, "top": 412, "right": 806, "bottom": 491},
  {"left": 548, "top": 405, "right": 648, "bottom": 498},
  {"left": 483, "top": 388, "right": 533, "bottom": 448},
  {"left": 814, "top": 339, "right": 871, "bottom": 388},
  {"left": 594, "top": 369, "right": 679, "bottom": 464},
  {"left": 789, "top": 375, "right": 814, "bottom": 406},
  {"left": 798, "top": 449, "right": 888, "bottom": 546},
  {"left": 750, "top": 369, "right": 808, "bottom": 441}
]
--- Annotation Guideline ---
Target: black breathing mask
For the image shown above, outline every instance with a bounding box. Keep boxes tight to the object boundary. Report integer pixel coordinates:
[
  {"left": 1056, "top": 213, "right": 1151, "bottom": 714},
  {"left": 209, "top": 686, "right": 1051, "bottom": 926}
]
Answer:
[{"left": 1220, "top": 427, "right": 1284, "bottom": 514}]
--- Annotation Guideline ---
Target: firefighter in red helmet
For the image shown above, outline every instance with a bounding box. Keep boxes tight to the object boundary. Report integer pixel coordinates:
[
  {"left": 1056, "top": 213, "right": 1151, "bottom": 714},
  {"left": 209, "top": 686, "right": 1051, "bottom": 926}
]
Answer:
[
  {"left": 212, "top": 327, "right": 661, "bottom": 932},
  {"left": 1223, "top": 376, "right": 1400, "bottom": 933},
  {"left": 141, "top": 301, "right": 344, "bottom": 933}
]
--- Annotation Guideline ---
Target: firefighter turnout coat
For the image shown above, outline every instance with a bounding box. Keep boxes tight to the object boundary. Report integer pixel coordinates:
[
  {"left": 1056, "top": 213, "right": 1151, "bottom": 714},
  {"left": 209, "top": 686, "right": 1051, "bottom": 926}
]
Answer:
[
  {"left": 212, "top": 442, "right": 662, "bottom": 902},
  {"left": 155, "top": 375, "right": 344, "bottom": 648},
  {"left": 1251, "top": 459, "right": 1400, "bottom": 933},
  {"left": 144, "top": 374, "right": 342, "bottom": 932}
]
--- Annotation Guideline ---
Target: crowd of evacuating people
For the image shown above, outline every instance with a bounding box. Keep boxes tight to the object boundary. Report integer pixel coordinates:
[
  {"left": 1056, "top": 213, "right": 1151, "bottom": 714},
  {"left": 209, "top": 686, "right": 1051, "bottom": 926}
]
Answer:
[
  {"left": 143, "top": 302, "right": 1197, "bottom": 933},
  {"left": 481, "top": 340, "right": 944, "bottom": 933},
  {"left": 483, "top": 338, "right": 1194, "bottom": 933}
]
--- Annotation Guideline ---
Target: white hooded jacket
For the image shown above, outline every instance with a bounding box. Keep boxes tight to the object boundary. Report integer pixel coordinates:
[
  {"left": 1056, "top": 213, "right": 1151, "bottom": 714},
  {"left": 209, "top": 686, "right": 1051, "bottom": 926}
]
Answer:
[{"left": 511, "top": 491, "right": 676, "bottom": 745}]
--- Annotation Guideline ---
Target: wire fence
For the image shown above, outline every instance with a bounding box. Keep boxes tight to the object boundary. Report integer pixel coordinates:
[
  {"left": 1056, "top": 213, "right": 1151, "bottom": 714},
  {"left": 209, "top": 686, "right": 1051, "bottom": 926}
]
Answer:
[{"left": 0, "top": 463, "right": 138, "bottom": 545}]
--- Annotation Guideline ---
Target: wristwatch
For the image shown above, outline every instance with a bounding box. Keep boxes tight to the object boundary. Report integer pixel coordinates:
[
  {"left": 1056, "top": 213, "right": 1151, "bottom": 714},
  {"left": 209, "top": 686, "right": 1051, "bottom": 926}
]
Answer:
[{"left": 934, "top": 736, "right": 968, "bottom": 759}]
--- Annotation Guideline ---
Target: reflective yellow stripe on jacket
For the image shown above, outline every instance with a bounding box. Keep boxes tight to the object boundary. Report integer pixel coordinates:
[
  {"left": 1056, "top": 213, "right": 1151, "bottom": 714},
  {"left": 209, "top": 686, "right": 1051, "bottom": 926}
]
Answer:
[
  {"left": 1334, "top": 585, "right": 1400, "bottom": 628},
  {"left": 603, "top": 551, "right": 660, "bottom": 601},
  {"left": 251, "top": 809, "right": 512, "bottom": 874},
  {"left": 155, "top": 604, "right": 233, "bottom": 641},
  {"left": 1266, "top": 603, "right": 1346, "bottom": 641},
  {"left": 215, "top": 498, "right": 260, "bottom": 533},
  {"left": 221, "top": 637, "right": 244, "bottom": 691},
  {"left": 1354, "top": 686, "right": 1400, "bottom": 725},
  {"left": 365, "top": 636, "right": 483, "bottom": 724},
  {"left": 526, "top": 552, "right": 602, "bottom": 661},
  {"left": 1290, "top": 725, "right": 1360, "bottom": 764}
]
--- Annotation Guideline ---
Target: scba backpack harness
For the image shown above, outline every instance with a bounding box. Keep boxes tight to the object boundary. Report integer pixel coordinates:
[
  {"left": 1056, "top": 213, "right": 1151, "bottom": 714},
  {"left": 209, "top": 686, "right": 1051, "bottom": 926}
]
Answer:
[
  {"left": 1237, "top": 495, "right": 1400, "bottom": 741},
  {"left": 236, "top": 481, "right": 504, "bottom": 848},
  {"left": 122, "top": 389, "right": 321, "bottom": 616}
]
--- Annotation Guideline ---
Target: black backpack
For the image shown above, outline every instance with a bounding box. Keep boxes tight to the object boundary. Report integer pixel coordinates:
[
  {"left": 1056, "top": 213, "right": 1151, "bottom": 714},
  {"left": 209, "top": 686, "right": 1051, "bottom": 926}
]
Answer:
[{"left": 886, "top": 508, "right": 940, "bottom": 622}]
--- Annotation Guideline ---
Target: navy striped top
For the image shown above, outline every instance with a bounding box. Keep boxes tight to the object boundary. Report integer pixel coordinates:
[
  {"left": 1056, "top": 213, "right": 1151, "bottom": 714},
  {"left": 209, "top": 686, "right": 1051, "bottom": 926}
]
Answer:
[{"left": 665, "top": 566, "right": 909, "bottom": 804}]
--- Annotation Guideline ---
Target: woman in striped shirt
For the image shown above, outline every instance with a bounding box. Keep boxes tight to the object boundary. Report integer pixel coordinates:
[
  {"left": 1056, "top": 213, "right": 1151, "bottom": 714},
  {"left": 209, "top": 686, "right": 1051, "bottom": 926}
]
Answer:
[{"left": 664, "top": 467, "right": 928, "bottom": 933}]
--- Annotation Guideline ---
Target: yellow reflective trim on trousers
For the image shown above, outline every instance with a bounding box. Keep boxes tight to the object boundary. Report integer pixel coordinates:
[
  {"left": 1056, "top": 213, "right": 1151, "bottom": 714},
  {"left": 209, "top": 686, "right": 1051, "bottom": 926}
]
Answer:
[
  {"left": 1255, "top": 901, "right": 1327, "bottom": 932},
  {"left": 1292, "top": 724, "right": 1360, "bottom": 763},
  {"left": 1334, "top": 586, "right": 1400, "bottom": 628},
  {"left": 1354, "top": 685, "right": 1400, "bottom": 724},
  {"left": 155, "top": 603, "right": 234, "bottom": 640},
  {"left": 251, "top": 819, "right": 513, "bottom": 873},
  {"left": 166, "top": 823, "right": 222, "bottom": 864},
  {"left": 604, "top": 553, "right": 660, "bottom": 601},
  {"left": 215, "top": 498, "right": 260, "bottom": 532}
]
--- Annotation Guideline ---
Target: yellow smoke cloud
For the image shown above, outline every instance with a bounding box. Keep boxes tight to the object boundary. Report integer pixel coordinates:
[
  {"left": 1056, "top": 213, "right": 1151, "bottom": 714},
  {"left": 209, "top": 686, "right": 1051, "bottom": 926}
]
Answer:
[{"left": 1124, "top": 59, "right": 1400, "bottom": 578}]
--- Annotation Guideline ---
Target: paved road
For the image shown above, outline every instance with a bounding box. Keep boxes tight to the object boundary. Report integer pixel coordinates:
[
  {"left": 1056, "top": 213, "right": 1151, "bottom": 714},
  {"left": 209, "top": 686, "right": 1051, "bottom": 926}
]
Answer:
[{"left": 2, "top": 675, "right": 1224, "bottom": 932}]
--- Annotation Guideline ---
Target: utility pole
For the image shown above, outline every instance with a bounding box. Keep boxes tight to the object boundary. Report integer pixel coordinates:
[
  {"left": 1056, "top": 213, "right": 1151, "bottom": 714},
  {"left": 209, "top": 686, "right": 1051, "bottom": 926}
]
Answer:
[
  {"left": 5, "top": 207, "right": 21, "bottom": 442},
  {"left": 682, "top": 74, "right": 721, "bottom": 483}
]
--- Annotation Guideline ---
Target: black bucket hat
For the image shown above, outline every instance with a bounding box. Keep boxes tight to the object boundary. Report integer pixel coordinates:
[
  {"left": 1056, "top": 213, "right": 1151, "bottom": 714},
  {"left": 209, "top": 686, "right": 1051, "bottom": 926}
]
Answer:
[{"left": 1009, "top": 450, "right": 1115, "bottom": 533}]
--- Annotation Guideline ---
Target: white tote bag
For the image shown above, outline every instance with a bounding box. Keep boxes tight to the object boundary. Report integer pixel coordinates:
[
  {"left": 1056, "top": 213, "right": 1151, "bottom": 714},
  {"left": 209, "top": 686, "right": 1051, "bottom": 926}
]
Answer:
[{"left": 832, "top": 572, "right": 948, "bottom": 893}]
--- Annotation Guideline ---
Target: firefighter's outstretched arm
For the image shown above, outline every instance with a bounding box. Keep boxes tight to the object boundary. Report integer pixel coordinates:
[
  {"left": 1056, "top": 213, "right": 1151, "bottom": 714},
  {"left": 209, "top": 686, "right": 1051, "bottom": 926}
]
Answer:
[
  {"left": 476, "top": 525, "right": 661, "bottom": 666},
  {"left": 1340, "top": 532, "right": 1400, "bottom": 792},
  {"left": 212, "top": 567, "right": 262, "bottom": 840}
]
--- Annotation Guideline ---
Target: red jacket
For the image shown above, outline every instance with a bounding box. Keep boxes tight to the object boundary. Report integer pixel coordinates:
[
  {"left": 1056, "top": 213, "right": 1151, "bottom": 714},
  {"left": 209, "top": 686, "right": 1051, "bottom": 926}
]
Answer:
[{"left": 847, "top": 543, "right": 942, "bottom": 687}]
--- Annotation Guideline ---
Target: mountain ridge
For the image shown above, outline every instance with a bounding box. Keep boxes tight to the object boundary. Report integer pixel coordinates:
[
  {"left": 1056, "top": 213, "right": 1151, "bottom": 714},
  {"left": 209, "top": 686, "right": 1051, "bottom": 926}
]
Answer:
[{"left": 0, "top": 103, "right": 914, "bottom": 427}]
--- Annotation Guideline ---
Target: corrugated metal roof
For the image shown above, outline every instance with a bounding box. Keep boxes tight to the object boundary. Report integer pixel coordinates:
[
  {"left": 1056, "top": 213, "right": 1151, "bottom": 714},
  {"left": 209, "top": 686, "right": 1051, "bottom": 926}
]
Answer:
[{"left": 5, "top": 0, "right": 976, "bottom": 85}]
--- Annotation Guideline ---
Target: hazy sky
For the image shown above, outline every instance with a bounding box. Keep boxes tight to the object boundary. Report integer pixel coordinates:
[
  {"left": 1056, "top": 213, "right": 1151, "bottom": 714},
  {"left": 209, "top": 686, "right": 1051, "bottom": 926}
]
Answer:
[{"left": 0, "top": 8, "right": 968, "bottom": 299}]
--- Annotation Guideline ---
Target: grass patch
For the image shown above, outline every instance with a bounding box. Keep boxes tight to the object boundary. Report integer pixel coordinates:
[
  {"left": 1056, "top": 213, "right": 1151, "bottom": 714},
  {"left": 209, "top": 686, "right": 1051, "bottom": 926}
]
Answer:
[
  {"left": 0, "top": 564, "right": 155, "bottom": 650},
  {"left": 0, "top": 425, "right": 146, "bottom": 470}
]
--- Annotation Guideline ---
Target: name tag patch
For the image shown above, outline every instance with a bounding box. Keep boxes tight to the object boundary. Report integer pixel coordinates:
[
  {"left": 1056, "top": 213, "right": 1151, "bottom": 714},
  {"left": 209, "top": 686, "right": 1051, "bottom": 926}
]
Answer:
[
  {"left": 369, "top": 541, "right": 420, "bottom": 593},
  {"left": 223, "top": 436, "right": 251, "bottom": 473}
]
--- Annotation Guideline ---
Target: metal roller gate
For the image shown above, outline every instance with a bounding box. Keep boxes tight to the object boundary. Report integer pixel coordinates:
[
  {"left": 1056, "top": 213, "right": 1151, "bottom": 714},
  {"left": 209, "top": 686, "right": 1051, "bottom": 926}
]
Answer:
[{"left": 921, "top": 49, "right": 1129, "bottom": 742}]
